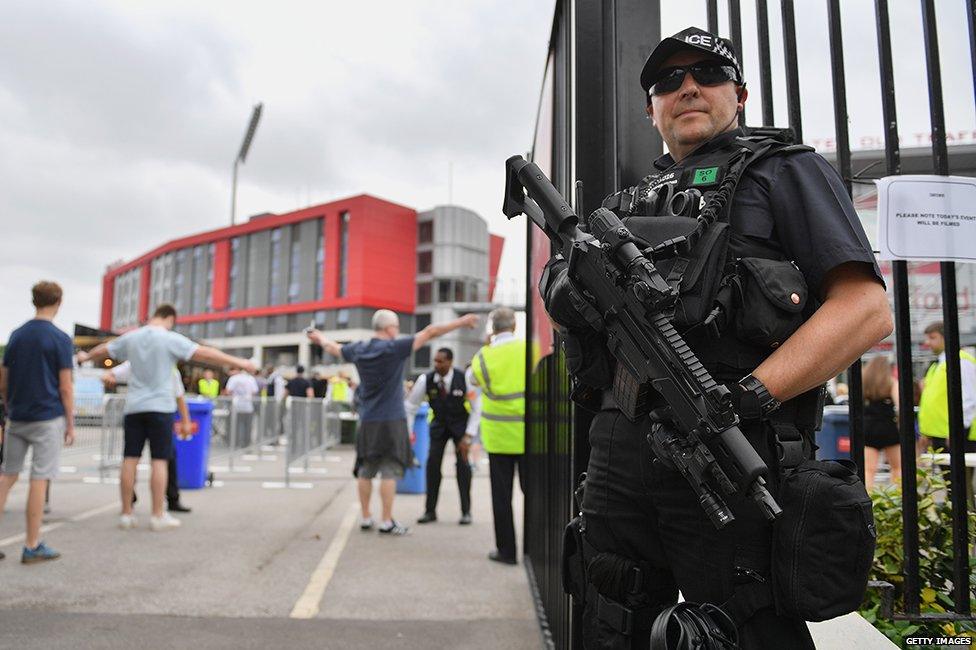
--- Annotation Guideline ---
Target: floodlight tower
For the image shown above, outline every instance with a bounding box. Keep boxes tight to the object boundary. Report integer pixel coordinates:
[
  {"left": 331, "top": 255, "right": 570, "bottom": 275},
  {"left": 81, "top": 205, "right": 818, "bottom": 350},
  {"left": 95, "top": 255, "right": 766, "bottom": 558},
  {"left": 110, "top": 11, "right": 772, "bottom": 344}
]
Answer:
[{"left": 231, "top": 103, "right": 263, "bottom": 226}]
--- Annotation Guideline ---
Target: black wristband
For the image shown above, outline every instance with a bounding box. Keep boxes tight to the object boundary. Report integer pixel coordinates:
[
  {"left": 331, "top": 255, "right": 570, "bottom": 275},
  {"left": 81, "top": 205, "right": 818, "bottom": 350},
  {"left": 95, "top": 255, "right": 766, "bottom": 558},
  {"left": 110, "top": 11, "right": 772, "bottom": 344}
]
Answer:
[{"left": 738, "top": 374, "right": 781, "bottom": 417}]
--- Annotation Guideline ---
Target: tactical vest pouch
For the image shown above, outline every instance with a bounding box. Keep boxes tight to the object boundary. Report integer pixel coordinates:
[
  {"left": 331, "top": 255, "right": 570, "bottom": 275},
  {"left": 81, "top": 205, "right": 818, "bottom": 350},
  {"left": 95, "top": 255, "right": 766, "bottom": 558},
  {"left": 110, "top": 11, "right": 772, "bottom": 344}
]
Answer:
[
  {"left": 734, "top": 257, "right": 808, "bottom": 349},
  {"left": 772, "top": 456, "right": 876, "bottom": 621},
  {"left": 623, "top": 216, "right": 731, "bottom": 333}
]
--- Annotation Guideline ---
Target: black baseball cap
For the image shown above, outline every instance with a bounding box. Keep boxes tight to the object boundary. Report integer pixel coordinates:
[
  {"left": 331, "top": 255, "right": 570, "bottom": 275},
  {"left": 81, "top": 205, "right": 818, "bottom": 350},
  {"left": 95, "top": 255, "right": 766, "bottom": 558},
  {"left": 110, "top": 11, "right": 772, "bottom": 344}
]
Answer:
[{"left": 640, "top": 26, "right": 743, "bottom": 94}]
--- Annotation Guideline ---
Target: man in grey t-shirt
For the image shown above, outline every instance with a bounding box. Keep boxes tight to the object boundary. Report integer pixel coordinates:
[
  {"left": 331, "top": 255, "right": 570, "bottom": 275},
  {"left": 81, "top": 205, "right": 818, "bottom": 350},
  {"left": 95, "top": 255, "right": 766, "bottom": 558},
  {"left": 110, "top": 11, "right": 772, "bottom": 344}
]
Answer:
[{"left": 79, "top": 304, "right": 254, "bottom": 531}]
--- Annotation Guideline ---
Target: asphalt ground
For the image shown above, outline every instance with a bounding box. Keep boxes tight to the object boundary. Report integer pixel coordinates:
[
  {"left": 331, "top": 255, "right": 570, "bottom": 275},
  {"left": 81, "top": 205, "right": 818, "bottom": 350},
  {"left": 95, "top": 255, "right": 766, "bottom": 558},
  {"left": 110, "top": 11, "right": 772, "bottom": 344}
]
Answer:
[{"left": 0, "top": 442, "right": 540, "bottom": 650}]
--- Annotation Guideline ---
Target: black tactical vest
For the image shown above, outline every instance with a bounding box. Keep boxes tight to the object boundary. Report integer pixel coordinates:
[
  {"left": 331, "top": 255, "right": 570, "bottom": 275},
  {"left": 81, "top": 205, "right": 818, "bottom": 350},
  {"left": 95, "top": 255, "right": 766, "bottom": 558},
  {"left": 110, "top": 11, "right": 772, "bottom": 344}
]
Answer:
[
  {"left": 602, "top": 127, "right": 814, "bottom": 380},
  {"left": 425, "top": 370, "right": 468, "bottom": 438}
]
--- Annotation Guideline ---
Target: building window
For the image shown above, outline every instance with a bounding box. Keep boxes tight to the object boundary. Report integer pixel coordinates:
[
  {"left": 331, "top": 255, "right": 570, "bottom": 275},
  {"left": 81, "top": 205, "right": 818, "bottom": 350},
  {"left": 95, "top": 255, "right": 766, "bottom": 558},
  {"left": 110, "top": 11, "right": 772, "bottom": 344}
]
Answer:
[
  {"left": 205, "top": 244, "right": 215, "bottom": 312},
  {"left": 174, "top": 249, "right": 188, "bottom": 313},
  {"left": 437, "top": 280, "right": 452, "bottom": 303},
  {"left": 415, "top": 313, "right": 431, "bottom": 332},
  {"left": 418, "top": 221, "right": 433, "bottom": 244},
  {"left": 417, "top": 282, "right": 432, "bottom": 305},
  {"left": 288, "top": 224, "right": 301, "bottom": 303},
  {"left": 417, "top": 251, "right": 432, "bottom": 274},
  {"left": 337, "top": 308, "right": 349, "bottom": 330},
  {"left": 315, "top": 218, "right": 325, "bottom": 300},
  {"left": 314, "top": 310, "right": 326, "bottom": 329},
  {"left": 414, "top": 346, "right": 431, "bottom": 368},
  {"left": 284, "top": 313, "right": 298, "bottom": 333},
  {"left": 454, "top": 281, "right": 466, "bottom": 302},
  {"left": 338, "top": 211, "right": 350, "bottom": 297},
  {"left": 191, "top": 245, "right": 204, "bottom": 314},
  {"left": 228, "top": 238, "right": 241, "bottom": 310},
  {"left": 269, "top": 228, "right": 283, "bottom": 305},
  {"left": 225, "top": 319, "right": 236, "bottom": 336}
]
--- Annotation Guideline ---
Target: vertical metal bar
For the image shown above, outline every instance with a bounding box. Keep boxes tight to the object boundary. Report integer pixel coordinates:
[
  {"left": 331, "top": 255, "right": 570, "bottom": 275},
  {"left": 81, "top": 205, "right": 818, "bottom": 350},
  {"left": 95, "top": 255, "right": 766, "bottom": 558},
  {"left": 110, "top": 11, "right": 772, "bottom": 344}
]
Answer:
[
  {"left": 728, "top": 0, "right": 745, "bottom": 124},
  {"left": 875, "top": 0, "right": 920, "bottom": 618},
  {"left": 826, "top": 0, "right": 864, "bottom": 479},
  {"left": 920, "top": 0, "right": 969, "bottom": 615},
  {"left": 707, "top": 0, "right": 719, "bottom": 34},
  {"left": 780, "top": 0, "right": 803, "bottom": 142},
  {"left": 229, "top": 403, "right": 237, "bottom": 472},
  {"left": 755, "top": 0, "right": 775, "bottom": 126}
]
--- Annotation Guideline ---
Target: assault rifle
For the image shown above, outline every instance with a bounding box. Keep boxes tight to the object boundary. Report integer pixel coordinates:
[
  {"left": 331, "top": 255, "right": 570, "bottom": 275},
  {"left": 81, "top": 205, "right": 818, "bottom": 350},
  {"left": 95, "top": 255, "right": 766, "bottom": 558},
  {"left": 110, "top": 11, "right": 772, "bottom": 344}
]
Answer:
[{"left": 503, "top": 155, "right": 781, "bottom": 529}]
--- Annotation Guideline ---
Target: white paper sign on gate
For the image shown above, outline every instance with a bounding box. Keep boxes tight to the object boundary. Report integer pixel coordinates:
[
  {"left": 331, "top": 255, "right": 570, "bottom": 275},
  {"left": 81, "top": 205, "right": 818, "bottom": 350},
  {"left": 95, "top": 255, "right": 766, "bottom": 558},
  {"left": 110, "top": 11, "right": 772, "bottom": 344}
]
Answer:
[{"left": 876, "top": 175, "right": 976, "bottom": 263}]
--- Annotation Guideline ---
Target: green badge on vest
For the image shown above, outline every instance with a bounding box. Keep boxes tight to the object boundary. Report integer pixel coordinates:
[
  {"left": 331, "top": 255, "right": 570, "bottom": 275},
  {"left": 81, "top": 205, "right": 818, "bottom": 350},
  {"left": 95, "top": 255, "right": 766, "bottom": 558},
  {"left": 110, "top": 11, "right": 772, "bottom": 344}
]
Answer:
[{"left": 692, "top": 166, "right": 719, "bottom": 185}]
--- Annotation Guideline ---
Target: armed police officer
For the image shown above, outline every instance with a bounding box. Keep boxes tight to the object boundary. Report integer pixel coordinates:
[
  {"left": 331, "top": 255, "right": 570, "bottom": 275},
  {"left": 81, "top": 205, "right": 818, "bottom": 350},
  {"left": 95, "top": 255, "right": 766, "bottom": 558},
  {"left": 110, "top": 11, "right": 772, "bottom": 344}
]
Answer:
[{"left": 543, "top": 27, "right": 892, "bottom": 649}]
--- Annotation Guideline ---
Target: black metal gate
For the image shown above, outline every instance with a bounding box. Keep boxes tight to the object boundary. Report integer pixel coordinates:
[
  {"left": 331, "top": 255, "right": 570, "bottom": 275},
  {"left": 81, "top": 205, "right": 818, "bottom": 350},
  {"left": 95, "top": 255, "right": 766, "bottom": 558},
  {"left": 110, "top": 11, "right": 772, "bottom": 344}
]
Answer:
[{"left": 522, "top": 1, "right": 976, "bottom": 647}]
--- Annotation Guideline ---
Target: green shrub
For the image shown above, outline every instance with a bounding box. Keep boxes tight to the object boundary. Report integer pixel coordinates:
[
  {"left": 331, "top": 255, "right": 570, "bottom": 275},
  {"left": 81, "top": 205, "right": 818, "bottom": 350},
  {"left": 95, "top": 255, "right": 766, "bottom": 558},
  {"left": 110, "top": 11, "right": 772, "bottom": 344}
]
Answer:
[{"left": 860, "top": 465, "right": 976, "bottom": 643}]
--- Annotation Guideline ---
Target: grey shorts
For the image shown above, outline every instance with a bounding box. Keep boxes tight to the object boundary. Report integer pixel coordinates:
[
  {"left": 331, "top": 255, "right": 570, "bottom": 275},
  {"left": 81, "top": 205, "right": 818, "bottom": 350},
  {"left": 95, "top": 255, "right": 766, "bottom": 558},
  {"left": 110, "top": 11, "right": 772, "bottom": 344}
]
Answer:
[
  {"left": 356, "top": 457, "right": 405, "bottom": 480},
  {"left": 1, "top": 417, "right": 64, "bottom": 480}
]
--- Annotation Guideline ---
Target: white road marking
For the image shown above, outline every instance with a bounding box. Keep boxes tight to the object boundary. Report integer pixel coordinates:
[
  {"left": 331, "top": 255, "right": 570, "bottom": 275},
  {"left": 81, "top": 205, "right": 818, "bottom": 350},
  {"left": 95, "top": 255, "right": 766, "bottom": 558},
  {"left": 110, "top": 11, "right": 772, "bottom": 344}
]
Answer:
[
  {"left": 290, "top": 502, "right": 359, "bottom": 619},
  {"left": 0, "top": 501, "right": 118, "bottom": 548},
  {"left": 261, "top": 481, "right": 313, "bottom": 489}
]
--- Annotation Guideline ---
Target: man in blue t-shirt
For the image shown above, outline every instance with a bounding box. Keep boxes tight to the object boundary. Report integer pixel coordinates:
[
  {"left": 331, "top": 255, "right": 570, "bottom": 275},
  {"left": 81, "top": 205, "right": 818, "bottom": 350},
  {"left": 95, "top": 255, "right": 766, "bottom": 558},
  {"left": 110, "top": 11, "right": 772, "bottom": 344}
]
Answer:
[
  {"left": 308, "top": 309, "right": 478, "bottom": 535},
  {"left": 0, "top": 281, "right": 75, "bottom": 564},
  {"left": 79, "top": 303, "right": 255, "bottom": 532}
]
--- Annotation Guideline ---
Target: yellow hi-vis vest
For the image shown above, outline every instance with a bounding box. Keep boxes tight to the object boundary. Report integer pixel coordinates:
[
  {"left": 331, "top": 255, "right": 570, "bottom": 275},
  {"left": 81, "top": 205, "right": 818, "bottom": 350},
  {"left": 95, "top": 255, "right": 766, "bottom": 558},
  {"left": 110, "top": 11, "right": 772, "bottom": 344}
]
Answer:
[
  {"left": 919, "top": 351, "right": 976, "bottom": 441},
  {"left": 472, "top": 339, "right": 526, "bottom": 455},
  {"left": 198, "top": 378, "right": 220, "bottom": 399},
  {"left": 331, "top": 378, "right": 350, "bottom": 402}
]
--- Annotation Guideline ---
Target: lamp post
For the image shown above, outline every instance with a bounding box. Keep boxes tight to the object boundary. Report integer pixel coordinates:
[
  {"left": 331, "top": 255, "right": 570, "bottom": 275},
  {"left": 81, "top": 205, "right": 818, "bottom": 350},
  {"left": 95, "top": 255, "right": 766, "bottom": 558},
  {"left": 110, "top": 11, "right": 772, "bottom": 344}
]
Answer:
[{"left": 231, "top": 103, "right": 263, "bottom": 226}]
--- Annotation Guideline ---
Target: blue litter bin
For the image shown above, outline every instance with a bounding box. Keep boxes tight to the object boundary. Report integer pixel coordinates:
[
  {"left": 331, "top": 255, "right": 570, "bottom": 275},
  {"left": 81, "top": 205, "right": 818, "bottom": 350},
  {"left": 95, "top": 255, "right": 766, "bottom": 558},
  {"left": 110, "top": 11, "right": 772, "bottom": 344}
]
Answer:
[
  {"left": 816, "top": 405, "right": 851, "bottom": 460},
  {"left": 172, "top": 398, "right": 213, "bottom": 489},
  {"left": 397, "top": 404, "right": 430, "bottom": 494}
]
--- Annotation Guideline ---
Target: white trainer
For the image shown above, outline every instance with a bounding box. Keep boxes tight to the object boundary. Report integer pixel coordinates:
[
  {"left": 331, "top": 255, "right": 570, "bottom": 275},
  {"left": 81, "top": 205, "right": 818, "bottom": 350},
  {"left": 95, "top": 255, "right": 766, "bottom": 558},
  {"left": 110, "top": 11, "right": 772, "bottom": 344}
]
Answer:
[
  {"left": 149, "top": 513, "right": 182, "bottom": 531},
  {"left": 119, "top": 514, "right": 137, "bottom": 530}
]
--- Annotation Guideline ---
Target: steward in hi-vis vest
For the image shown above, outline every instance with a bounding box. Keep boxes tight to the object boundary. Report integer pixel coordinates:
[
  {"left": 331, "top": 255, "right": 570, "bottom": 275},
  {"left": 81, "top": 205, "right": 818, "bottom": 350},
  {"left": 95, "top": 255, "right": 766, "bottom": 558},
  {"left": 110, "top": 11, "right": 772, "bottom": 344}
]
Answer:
[
  {"left": 919, "top": 322, "right": 976, "bottom": 447},
  {"left": 470, "top": 307, "right": 527, "bottom": 566},
  {"left": 197, "top": 370, "right": 220, "bottom": 399}
]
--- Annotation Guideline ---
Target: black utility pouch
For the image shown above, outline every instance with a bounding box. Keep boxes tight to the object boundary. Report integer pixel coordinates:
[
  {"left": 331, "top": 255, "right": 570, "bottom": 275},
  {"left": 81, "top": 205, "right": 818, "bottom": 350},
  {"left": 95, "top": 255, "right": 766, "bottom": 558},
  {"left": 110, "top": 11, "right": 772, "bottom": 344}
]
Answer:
[
  {"left": 734, "top": 257, "right": 808, "bottom": 348},
  {"left": 772, "top": 457, "right": 876, "bottom": 621},
  {"left": 624, "top": 216, "right": 731, "bottom": 333}
]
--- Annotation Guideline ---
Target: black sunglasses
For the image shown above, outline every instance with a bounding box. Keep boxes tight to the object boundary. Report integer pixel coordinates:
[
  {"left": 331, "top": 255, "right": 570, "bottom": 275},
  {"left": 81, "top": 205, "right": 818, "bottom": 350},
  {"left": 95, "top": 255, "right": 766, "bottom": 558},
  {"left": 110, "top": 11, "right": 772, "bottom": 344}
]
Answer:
[{"left": 649, "top": 63, "right": 739, "bottom": 96}]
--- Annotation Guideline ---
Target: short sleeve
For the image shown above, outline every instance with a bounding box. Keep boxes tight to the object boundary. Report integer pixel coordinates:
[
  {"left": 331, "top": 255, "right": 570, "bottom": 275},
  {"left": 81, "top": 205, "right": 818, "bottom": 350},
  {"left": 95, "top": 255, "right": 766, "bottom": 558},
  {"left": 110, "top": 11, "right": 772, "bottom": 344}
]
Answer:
[
  {"left": 393, "top": 336, "right": 415, "bottom": 359},
  {"left": 340, "top": 342, "right": 358, "bottom": 363},
  {"left": 112, "top": 361, "right": 132, "bottom": 383},
  {"left": 172, "top": 370, "right": 185, "bottom": 397},
  {"left": 107, "top": 332, "right": 131, "bottom": 361},
  {"left": 766, "top": 152, "right": 883, "bottom": 297},
  {"left": 58, "top": 333, "right": 74, "bottom": 370},
  {"left": 166, "top": 331, "right": 199, "bottom": 361}
]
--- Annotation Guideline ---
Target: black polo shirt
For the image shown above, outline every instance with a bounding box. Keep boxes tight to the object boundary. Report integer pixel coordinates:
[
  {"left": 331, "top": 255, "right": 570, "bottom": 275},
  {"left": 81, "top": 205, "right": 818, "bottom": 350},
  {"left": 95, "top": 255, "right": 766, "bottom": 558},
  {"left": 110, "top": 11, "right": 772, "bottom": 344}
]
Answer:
[{"left": 650, "top": 129, "right": 884, "bottom": 298}]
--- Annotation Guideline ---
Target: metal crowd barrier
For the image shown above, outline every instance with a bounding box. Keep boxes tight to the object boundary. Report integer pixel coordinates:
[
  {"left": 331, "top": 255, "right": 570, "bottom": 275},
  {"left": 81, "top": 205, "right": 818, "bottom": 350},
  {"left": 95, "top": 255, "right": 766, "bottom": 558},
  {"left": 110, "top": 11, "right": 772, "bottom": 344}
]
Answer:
[
  {"left": 93, "top": 394, "right": 346, "bottom": 485},
  {"left": 283, "top": 397, "right": 343, "bottom": 486},
  {"left": 97, "top": 395, "right": 126, "bottom": 478}
]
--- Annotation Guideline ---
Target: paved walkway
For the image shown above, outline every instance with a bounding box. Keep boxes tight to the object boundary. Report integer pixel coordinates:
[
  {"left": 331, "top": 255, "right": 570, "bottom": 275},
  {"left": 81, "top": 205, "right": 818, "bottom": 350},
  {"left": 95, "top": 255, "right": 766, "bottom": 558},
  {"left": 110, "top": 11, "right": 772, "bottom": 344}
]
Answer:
[{"left": 0, "top": 444, "right": 540, "bottom": 650}]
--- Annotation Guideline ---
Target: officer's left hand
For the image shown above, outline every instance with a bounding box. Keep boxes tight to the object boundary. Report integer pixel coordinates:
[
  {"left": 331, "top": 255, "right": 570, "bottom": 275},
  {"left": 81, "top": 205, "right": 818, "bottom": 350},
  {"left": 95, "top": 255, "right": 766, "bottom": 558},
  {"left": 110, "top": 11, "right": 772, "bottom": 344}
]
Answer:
[
  {"left": 180, "top": 420, "right": 194, "bottom": 438},
  {"left": 541, "top": 258, "right": 604, "bottom": 333}
]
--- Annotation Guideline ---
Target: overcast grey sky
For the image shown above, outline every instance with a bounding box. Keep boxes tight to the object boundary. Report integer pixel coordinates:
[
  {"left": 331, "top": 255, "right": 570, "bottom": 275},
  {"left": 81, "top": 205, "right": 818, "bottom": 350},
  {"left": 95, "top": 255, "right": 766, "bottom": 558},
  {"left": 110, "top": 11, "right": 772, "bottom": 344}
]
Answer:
[{"left": 2, "top": 0, "right": 974, "bottom": 343}]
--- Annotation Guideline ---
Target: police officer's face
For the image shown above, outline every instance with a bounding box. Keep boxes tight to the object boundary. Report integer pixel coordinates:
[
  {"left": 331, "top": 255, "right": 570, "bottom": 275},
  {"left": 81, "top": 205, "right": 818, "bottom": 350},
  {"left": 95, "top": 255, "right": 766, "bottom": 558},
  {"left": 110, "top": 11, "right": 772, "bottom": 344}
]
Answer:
[
  {"left": 647, "top": 51, "right": 744, "bottom": 160},
  {"left": 433, "top": 352, "right": 451, "bottom": 376},
  {"left": 926, "top": 331, "right": 945, "bottom": 355}
]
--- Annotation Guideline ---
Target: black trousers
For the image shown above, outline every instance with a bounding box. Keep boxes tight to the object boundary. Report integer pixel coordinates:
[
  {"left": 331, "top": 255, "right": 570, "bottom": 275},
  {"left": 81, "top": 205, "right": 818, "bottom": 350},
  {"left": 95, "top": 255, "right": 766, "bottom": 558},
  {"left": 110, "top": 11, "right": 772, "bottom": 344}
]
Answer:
[
  {"left": 581, "top": 409, "right": 814, "bottom": 650},
  {"left": 488, "top": 452, "right": 524, "bottom": 560},
  {"left": 166, "top": 450, "right": 181, "bottom": 506},
  {"left": 425, "top": 434, "right": 472, "bottom": 515}
]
